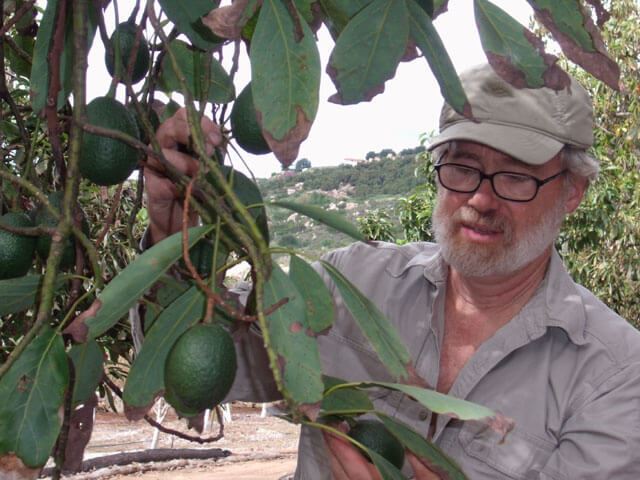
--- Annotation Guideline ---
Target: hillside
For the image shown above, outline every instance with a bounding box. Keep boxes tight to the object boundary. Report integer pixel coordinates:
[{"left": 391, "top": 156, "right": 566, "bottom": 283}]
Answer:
[{"left": 259, "top": 152, "right": 428, "bottom": 257}]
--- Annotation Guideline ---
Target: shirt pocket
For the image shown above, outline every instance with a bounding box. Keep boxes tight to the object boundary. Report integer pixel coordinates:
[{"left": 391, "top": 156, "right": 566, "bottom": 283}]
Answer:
[{"left": 459, "top": 422, "right": 555, "bottom": 480}]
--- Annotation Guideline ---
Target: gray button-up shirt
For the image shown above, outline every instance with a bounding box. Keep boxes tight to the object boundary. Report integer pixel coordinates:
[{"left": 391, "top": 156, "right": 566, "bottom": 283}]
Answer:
[{"left": 231, "top": 241, "right": 640, "bottom": 479}]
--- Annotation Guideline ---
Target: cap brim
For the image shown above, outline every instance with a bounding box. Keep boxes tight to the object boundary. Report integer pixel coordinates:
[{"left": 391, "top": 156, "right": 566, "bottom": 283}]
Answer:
[{"left": 427, "top": 121, "right": 564, "bottom": 165}]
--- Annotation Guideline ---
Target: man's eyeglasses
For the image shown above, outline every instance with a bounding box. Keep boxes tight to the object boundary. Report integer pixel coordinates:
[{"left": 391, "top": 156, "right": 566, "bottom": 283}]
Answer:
[{"left": 434, "top": 163, "right": 567, "bottom": 202}]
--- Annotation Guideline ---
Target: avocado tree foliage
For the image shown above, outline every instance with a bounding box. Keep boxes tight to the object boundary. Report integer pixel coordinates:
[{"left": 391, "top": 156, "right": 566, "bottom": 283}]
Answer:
[{"left": 0, "top": 0, "right": 623, "bottom": 477}]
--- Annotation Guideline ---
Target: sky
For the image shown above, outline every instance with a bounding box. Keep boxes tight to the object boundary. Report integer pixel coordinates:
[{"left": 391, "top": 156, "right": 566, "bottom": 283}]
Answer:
[{"left": 86, "top": 1, "right": 534, "bottom": 179}]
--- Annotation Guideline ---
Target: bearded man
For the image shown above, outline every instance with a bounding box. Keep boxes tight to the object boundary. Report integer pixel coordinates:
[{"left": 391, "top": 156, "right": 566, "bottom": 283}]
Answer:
[{"left": 145, "top": 63, "right": 640, "bottom": 479}]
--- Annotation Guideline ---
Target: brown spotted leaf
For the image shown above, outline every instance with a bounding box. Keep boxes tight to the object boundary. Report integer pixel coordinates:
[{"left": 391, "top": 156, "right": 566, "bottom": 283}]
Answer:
[
  {"left": 64, "top": 226, "right": 213, "bottom": 343},
  {"left": 326, "top": 0, "right": 409, "bottom": 105},
  {"left": 263, "top": 263, "right": 324, "bottom": 405},
  {"left": 250, "top": 0, "right": 321, "bottom": 167},
  {"left": 528, "top": 0, "right": 620, "bottom": 90},
  {"left": 202, "top": 0, "right": 259, "bottom": 39},
  {"left": 474, "top": 0, "right": 570, "bottom": 90},
  {"left": 320, "top": 260, "right": 412, "bottom": 382}
]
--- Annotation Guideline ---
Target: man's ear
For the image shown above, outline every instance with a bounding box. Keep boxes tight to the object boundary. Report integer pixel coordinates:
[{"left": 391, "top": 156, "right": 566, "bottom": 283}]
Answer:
[{"left": 565, "top": 175, "right": 588, "bottom": 214}]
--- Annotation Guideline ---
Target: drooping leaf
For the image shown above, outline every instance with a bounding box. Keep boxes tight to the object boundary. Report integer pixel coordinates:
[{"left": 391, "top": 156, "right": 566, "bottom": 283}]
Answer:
[
  {"left": 319, "top": 261, "right": 411, "bottom": 381},
  {"left": 123, "top": 285, "right": 207, "bottom": 417},
  {"left": 0, "top": 327, "right": 69, "bottom": 468},
  {"left": 0, "top": 274, "right": 67, "bottom": 317},
  {"left": 250, "top": 0, "right": 321, "bottom": 167},
  {"left": 289, "top": 255, "right": 334, "bottom": 333},
  {"left": 527, "top": 0, "right": 620, "bottom": 90},
  {"left": 263, "top": 264, "right": 324, "bottom": 405},
  {"left": 356, "top": 381, "right": 513, "bottom": 435},
  {"left": 377, "top": 413, "right": 468, "bottom": 479},
  {"left": 158, "top": 40, "right": 235, "bottom": 104},
  {"left": 63, "top": 225, "right": 213, "bottom": 342},
  {"left": 271, "top": 200, "right": 366, "bottom": 242},
  {"left": 318, "top": 0, "right": 372, "bottom": 37},
  {"left": 320, "top": 376, "right": 374, "bottom": 416},
  {"left": 326, "top": 0, "right": 409, "bottom": 105},
  {"left": 158, "top": 0, "right": 223, "bottom": 50},
  {"left": 474, "top": 0, "right": 571, "bottom": 90},
  {"left": 407, "top": 0, "right": 471, "bottom": 118},
  {"left": 68, "top": 339, "right": 104, "bottom": 406},
  {"left": 31, "top": 0, "right": 98, "bottom": 113}
]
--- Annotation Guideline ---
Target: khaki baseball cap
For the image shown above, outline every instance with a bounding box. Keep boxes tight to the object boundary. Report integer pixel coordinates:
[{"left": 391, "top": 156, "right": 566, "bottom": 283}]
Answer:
[{"left": 428, "top": 63, "right": 594, "bottom": 165}]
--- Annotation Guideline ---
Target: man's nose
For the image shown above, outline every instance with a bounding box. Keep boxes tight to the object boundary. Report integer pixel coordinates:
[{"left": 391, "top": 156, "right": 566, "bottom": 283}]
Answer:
[{"left": 466, "top": 178, "right": 501, "bottom": 212}]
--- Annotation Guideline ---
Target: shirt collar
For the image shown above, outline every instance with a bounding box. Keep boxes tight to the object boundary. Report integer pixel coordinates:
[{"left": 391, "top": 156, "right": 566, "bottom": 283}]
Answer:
[
  {"left": 394, "top": 244, "right": 588, "bottom": 345},
  {"left": 537, "top": 248, "right": 587, "bottom": 345}
]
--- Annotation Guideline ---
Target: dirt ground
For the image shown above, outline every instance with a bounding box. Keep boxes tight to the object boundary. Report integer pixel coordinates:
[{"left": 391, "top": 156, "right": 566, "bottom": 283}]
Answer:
[{"left": 46, "top": 403, "right": 300, "bottom": 480}]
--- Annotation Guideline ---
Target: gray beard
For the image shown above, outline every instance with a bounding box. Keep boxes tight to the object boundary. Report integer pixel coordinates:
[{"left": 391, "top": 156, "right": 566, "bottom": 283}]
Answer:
[{"left": 431, "top": 192, "right": 566, "bottom": 277}]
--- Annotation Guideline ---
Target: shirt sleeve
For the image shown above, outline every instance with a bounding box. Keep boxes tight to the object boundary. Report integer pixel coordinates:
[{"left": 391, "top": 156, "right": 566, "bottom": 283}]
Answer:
[{"left": 539, "top": 362, "right": 640, "bottom": 479}]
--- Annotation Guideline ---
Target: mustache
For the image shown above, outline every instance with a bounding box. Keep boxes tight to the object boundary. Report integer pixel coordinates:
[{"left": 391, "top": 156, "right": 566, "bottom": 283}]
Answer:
[{"left": 451, "top": 207, "right": 511, "bottom": 235}]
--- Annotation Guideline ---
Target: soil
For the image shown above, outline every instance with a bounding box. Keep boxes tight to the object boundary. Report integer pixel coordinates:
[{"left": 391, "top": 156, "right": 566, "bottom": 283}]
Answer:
[{"left": 43, "top": 403, "right": 300, "bottom": 480}]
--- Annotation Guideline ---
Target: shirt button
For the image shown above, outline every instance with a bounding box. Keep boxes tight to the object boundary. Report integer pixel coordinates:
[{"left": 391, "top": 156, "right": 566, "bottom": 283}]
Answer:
[{"left": 418, "top": 410, "right": 429, "bottom": 421}]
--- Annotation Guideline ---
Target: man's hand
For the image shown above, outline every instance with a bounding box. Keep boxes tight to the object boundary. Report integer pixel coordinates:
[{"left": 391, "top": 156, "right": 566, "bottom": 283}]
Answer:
[
  {"left": 144, "top": 108, "right": 223, "bottom": 244},
  {"left": 323, "top": 430, "right": 443, "bottom": 480}
]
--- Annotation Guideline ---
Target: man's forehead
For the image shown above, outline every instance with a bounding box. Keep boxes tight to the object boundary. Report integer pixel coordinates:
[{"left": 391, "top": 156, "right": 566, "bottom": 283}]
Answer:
[{"left": 447, "top": 141, "right": 558, "bottom": 170}]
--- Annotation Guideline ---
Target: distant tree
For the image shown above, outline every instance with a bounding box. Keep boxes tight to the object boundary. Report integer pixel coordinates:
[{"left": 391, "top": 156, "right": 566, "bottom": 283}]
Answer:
[
  {"left": 365, "top": 151, "right": 377, "bottom": 160},
  {"left": 295, "top": 158, "right": 312, "bottom": 171},
  {"left": 379, "top": 148, "right": 396, "bottom": 158}
]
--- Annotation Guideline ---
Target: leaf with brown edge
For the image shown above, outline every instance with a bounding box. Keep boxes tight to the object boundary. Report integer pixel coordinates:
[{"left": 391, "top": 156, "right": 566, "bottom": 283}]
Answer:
[
  {"left": 474, "top": 0, "right": 571, "bottom": 90},
  {"left": 326, "top": 0, "right": 409, "bottom": 105},
  {"left": 65, "top": 226, "right": 213, "bottom": 343},
  {"left": 202, "top": 0, "right": 259, "bottom": 40},
  {"left": 528, "top": 1, "right": 620, "bottom": 90},
  {"left": 250, "top": 0, "right": 321, "bottom": 167},
  {"left": 263, "top": 263, "right": 324, "bottom": 405}
]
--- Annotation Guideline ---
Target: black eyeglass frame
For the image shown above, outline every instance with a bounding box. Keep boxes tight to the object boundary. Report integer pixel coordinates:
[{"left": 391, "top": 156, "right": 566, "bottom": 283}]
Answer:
[{"left": 434, "top": 162, "right": 568, "bottom": 202}]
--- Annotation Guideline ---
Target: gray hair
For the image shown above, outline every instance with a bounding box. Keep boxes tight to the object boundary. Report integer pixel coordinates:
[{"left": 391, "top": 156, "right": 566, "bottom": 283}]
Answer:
[{"left": 561, "top": 146, "right": 599, "bottom": 183}]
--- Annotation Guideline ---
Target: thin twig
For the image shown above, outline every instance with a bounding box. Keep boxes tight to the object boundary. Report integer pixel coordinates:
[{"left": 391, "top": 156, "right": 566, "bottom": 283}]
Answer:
[
  {"left": 0, "top": 0, "right": 36, "bottom": 37},
  {"left": 95, "top": 183, "right": 123, "bottom": 245},
  {"left": 102, "top": 376, "right": 225, "bottom": 444}
]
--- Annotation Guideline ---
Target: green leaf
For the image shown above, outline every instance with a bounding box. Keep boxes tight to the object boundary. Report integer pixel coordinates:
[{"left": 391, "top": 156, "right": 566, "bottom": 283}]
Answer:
[
  {"left": 326, "top": 0, "right": 409, "bottom": 104},
  {"left": 211, "top": 166, "right": 270, "bottom": 245},
  {"left": 159, "top": 40, "right": 235, "bottom": 104},
  {"left": 366, "top": 448, "right": 406, "bottom": 480},
  {"left": 289, "top": 255, "right": 334, "bottom": 333},
  {"left": 271, "top": 200, "right": 366, "bottom": 242},
  {"left": 377, "top": 413, "right": 467, "bottom": 479},
  {"left": 320, "top": 376, "right": 374, "bottom": 416},
  {"left": 0, "top": 327, "right": 69, "bottom": 468},
  {"left": 407, "top": 0, "right": 470, "bottom": 117},
  {"left": 123, "top": 285, "right": 206, "bottom": 411},
  {"left": 527, "top": 0, "right": 593, "bottom": 51},
  {"left": 0, "top": 275, "right": 66, "bottom": 317},
  {"left": 65, "top": 225, "right": 213, "bottom": 342},
  {"left": 358, "top": 381, "right": 497, "bottom": 421},
  {"left": 318, "top": 0, "right": 373, "bottom": 37},
  {"left": 68, "top": 339, "right": 104, "bottom": 406},
  {"left": 474, "top": 0, "right": 547, "bottom": 88},
  {"left": 294, "top": 0, "right": 318, "bottom": 25},
  {"left": 319, "top": 261, "right": 411, "bottom": 381},
  {"left": 250, "top": 0, "right": 321, "bottom": 166},
  {"left": 31, "top": 0, "right": 98, "bottom": 113},
  {"left": 159, "top": 0, "right": 223, "bottom": 50},
  {"left": 263, "top": 264, "right": 324, "bottom": 405}
]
